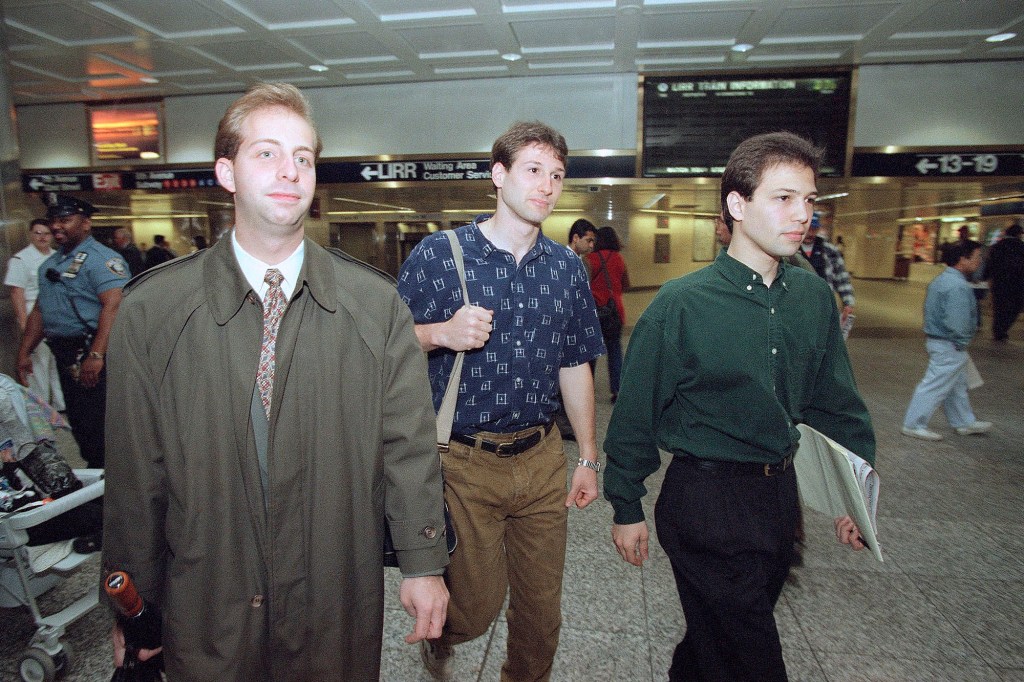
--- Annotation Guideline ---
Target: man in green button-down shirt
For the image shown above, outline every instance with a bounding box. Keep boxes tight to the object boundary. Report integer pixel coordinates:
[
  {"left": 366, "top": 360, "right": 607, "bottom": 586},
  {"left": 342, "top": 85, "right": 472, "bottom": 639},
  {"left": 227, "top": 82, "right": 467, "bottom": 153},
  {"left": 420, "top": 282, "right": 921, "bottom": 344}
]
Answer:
[{"left": 604, "top": 132, "right": 875, "bottom": 682}]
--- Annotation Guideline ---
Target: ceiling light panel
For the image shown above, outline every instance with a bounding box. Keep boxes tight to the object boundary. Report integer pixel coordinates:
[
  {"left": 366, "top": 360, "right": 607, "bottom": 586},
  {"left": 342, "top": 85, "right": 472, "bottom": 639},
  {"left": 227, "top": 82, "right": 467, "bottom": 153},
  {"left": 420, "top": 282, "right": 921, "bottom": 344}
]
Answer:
[
  {"left": 502, "top": 1, "right": 617, "bottom": 12},
  {"left": 288, "top": 32, "right": 396, "bottom": 64},
  {"left": 91, "top": 0, "right": 243, "bottom": 39},
  {"left": 511, "top": 16, "right": 616, "bottom": 53},
  {"left": 189, "top": 40, "right": 302, "bottom": 71},
  {"left": 638, "top": 8, "right": 752, "bottom": 45},
  {"left": 5, "top": 6, "right": 129, "bottom": 46},
  {"left": 396, "top": 24, "right": 497, "bottom": 56},
  {"left": 897, "top": 0, "right": 1024, "bottom": 33},
  {"left": 362, "top": 0, "right": 477, "bottom": 22},
  {"left": 219, "top": 0, "right": 355, "bottom": 30},
  {"left": 766, "top": 3, "right": 899, "bottom": 39}
]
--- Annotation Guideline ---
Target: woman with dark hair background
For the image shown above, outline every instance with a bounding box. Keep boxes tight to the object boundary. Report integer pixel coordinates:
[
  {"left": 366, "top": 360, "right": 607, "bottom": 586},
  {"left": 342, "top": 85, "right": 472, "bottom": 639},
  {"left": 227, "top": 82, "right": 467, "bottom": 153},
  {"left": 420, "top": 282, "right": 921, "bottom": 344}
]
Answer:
[{"left": 587, "top": 226, "right": 630, "bottom": 402}]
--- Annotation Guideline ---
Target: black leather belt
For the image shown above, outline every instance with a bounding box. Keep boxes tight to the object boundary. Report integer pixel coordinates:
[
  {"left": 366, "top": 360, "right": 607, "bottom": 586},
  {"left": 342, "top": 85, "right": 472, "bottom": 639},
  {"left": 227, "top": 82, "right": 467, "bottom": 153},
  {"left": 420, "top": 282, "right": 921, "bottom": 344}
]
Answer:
[
  {"left": 451, "top": 423, "right": 554, "bottom": 457},
  {"left": 676, "top": 452, "right": 795, "bottom": 477}
]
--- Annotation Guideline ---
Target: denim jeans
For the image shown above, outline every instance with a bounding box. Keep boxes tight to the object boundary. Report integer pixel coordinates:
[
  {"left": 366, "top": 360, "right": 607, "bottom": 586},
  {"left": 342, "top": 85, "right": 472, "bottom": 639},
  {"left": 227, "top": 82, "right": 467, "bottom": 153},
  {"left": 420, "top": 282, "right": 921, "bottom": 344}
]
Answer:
[{"left": 903, "top": 338, "right": 976, "bottom": 430}]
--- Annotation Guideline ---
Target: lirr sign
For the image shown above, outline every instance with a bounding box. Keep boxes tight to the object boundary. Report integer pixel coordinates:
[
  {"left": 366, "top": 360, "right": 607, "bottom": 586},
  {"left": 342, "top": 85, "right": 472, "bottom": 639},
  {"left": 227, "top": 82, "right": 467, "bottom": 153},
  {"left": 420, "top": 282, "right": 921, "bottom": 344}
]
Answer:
[{"left": 319, "top": 159, "right": 492, "bottom": 183}]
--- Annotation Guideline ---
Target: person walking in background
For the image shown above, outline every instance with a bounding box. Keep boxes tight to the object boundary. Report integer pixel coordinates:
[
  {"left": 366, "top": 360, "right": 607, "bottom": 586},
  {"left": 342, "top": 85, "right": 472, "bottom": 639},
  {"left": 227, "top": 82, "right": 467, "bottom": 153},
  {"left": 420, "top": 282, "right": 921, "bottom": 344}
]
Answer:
[
  {"left": 984, "top": 222, "right": 1024, "bottom": 341},
  {"left": 141, "top": 234, "right": 175, "bottom": 270},
  {"left": 604, "top": 132, "right": 874, "bottom": 682},
  {"left": 399, "top": 121, "right": 604, "bottom": 682},
  {"left": 112, "top": 228, "right": 144, "bottom": 276},
  {"left": 567, "top": 218, "right": 596, "bottom": 276},
  {"left": 902, "top": 239, "right": 992, "bottom": 441},
  {"left": 102, "top": 83, "right": 449, "bottom": 681},
  {"left": 16, "top": 196, "right": 128, "bottom": 468},
  {"left": 4, "top": 218, "right": 65, "bottom": 410},
  {"left": 587, "top": 225, "right": 630, "bottom": 402},
  {"left": 800, "top": 214, "right": 856, "bottom": 334}
]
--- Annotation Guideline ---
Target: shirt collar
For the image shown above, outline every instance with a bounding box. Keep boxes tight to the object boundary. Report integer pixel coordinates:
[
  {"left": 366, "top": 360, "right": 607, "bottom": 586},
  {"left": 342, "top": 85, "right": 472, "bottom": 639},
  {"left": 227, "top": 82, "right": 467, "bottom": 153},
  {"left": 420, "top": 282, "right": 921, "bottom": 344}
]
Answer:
[
  {"left": 469, "top": 214, "right": 553, "bottom": 261},
  {"left": 714, "top": 249, "right": 791, "bottom": 292},
  {"left": 231, "top": 230, "right": 304, "bottom": 301}
]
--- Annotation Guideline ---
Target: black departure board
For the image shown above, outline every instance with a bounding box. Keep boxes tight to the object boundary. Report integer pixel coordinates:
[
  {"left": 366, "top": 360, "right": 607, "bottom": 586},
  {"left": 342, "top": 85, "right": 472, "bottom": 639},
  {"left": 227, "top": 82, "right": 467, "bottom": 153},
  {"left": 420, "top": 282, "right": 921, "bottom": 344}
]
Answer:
[{"left": 641, "top": 72, "right": 852, "bottom": 178}]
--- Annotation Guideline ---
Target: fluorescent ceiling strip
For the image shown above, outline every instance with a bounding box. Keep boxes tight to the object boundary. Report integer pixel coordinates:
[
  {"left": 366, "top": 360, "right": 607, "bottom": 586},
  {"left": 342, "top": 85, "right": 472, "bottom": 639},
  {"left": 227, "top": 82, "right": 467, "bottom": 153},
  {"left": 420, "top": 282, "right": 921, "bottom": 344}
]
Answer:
[
  {"left": 379, "top": 9, "right": 476, "bottom": 21},
  {"left": 502, "top": 1, "right": 615, "bottom": 12}
]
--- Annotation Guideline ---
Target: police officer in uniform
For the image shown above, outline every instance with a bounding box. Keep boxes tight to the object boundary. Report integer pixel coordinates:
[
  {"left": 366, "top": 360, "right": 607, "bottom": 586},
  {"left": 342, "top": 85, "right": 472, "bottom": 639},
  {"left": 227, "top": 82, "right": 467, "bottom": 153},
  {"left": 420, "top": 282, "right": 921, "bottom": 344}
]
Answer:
[{"left": 16, "top": 194, "right": 129, "bottom": 467}]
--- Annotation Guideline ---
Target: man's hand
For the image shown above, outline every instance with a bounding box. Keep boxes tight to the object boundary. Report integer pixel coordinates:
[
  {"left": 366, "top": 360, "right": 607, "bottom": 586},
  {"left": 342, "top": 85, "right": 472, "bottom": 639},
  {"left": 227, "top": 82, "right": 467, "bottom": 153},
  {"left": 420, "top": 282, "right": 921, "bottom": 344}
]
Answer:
[
  {"left": 441, "top": 305, "right": 492, "bottom": 351},
  {"left": 841, "top": 305, "right": 855, "bottom": 324},
  {"left": 612, "top": 521, "right": 649, "bottom": 567},
  {"left": 79, "top": 356, "right": 103, "bottom": 388},
  {"left": 417, "top": 305, "right": 493, "bottom": 352},
  {"left": 834, "top": 515, "right": 866, "bottom": 550},
  {"left": 399, "top": 575, "right": 449, "bottom": 644},
  {"left": 565, "top": 464, "right": 598, "bottom": 509},
  {"left": 111, "top": 623, "right": 162, "bottom": 667}
]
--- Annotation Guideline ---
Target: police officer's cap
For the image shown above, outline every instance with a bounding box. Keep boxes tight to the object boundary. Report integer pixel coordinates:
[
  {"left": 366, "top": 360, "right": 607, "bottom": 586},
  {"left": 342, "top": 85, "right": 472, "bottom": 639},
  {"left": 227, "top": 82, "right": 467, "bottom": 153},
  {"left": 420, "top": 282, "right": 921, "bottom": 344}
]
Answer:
[{"left": 43, "top": 193, "right": 96, "bottom": 219}]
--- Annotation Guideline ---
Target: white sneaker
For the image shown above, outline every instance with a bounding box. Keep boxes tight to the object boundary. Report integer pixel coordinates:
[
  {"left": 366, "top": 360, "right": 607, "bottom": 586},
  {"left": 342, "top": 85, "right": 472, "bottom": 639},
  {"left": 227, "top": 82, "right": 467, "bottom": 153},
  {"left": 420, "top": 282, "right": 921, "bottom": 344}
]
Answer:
[
  {"left": 420, "top": 639, "right": 453, "bottom": 681},
  {"left": 955, "top": 421, "right": 992, "bottom": 436},
  {"left": 902, "top": 426, "right": 943, "bottom": 441}
]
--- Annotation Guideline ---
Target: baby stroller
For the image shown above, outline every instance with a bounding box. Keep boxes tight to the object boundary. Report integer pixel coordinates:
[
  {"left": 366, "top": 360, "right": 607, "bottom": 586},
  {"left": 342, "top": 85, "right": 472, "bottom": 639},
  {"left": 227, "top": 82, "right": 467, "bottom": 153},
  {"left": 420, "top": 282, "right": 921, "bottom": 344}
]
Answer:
[{"left": 0, "top": 374, "right": 104, "bottom": 681}]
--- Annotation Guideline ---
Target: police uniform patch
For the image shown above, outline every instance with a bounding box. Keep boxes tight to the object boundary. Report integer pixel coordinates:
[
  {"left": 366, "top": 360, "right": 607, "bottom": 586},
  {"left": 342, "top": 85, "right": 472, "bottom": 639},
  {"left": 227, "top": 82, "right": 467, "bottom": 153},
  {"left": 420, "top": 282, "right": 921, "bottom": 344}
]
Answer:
[{"left": 106, "top": 258, "right": 128, "bottom": 277}]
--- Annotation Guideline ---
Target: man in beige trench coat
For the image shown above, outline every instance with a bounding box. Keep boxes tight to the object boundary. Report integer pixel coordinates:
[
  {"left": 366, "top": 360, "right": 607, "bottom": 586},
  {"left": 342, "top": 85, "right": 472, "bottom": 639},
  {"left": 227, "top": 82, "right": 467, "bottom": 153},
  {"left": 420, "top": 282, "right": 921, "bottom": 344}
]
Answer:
[{"left": 102, "top": 83, "right": 449, "bottom": 681}]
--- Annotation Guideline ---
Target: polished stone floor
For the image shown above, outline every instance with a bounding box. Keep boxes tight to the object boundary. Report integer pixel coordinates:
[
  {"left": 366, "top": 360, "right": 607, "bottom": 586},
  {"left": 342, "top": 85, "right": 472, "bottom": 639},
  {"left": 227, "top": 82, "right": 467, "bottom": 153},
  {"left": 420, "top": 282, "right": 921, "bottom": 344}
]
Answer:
[{"left": 2, "top": 275, "right": 1022, "bottom": 681}]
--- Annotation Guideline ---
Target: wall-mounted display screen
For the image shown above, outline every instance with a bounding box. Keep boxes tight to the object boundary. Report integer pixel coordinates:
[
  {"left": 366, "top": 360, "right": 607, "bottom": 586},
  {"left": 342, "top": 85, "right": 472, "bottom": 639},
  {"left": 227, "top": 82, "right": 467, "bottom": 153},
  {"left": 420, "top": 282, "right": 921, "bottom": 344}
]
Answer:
[
  {"left": 641, "top": 71, "right": 852, "bottom": 178},
  {"left": 89, "top": 102, "right": 164, "bottom": 164}
]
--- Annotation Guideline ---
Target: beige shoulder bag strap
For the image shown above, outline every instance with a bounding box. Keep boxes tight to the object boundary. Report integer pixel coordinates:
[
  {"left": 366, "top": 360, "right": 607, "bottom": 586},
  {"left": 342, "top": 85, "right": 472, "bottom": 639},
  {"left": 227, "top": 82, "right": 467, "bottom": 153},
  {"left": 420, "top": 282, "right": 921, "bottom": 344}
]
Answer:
[{"left": 437, "top": 230, "right": 470, "bottom": 448}]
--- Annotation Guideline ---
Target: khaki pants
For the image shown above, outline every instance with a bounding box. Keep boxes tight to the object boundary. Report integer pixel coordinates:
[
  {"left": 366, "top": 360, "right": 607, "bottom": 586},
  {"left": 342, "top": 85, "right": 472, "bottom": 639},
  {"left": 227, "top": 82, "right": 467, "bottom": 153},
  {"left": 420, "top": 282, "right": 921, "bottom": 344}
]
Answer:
[{"left": 439, "top": 424, "right": 568, "bottom": 682}]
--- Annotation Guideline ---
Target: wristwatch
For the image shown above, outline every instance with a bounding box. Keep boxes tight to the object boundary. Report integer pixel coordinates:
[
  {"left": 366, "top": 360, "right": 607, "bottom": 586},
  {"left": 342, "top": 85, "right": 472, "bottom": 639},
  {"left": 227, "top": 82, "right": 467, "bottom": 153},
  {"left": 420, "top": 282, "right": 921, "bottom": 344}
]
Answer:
[
  {"left": 87, "top": 351, "right": 105, "bottom": 360},
  {"left": 576, "top": 457, "right": 601, "bottom": 472}
]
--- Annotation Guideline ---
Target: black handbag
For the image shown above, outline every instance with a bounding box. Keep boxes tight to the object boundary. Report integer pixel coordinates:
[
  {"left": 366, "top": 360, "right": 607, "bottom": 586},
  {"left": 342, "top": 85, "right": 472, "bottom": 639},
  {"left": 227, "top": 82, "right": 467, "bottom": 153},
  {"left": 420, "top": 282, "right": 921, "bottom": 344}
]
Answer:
[{"left": 594, "top": 253, "right": 622, "bottom": 338}]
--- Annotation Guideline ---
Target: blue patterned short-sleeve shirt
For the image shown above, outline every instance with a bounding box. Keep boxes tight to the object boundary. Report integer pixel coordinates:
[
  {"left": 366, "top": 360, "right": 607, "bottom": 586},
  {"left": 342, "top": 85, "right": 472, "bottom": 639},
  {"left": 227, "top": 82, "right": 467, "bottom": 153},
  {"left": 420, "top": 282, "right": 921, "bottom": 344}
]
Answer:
[{"left": 398, "top": 216, "right": 605, "bottom": 435}]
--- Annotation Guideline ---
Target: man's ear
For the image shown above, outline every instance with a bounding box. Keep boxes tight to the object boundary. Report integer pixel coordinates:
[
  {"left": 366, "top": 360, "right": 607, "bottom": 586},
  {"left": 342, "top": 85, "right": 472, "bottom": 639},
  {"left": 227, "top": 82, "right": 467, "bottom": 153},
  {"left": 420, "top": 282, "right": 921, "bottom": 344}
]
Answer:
[
  {"left": 215, "top": 158, "right": 236, "bottom": 193},
  {"left": 726, "top": 191, "right": 745, "bottom": 225},
  {"left": 491, "top": 162, "right": 506, "bottom": 190}
]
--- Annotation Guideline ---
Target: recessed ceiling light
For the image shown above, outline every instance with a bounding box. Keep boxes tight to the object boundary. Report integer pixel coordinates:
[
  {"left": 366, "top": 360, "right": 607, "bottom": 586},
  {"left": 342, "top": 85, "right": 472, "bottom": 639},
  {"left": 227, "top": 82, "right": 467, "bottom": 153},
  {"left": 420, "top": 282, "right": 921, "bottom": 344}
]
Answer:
[
  {"left": 731, "top": 43, "right": 754, "bottom": 53},
  {"left": 501, "top": 53, "right": 523, "bottom": 61},
  {"left": 986, "top": 32, "right": 1016, "bottom": 43},
  {"left": 139, "top": 76, "right": 159, "bottom": 83},
  {"left": 309, "top": 64, "right": 329, "bottom": 72}
]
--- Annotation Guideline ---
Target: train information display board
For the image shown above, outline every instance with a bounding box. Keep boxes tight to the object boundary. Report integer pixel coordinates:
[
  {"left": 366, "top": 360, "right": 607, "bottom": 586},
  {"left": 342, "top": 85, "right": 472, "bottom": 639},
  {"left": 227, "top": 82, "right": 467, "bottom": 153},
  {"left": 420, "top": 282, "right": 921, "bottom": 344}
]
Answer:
[{"left": 641, "top": 72, "right": 852, "bottom": 178}]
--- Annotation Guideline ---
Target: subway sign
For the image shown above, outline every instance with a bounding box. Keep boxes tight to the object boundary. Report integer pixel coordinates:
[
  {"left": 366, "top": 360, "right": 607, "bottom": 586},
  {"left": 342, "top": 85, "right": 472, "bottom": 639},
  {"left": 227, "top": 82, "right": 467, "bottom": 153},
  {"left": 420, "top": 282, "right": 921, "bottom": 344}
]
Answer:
[{"left": 852, "top": 151, "right": 1024, "bottom": 177}]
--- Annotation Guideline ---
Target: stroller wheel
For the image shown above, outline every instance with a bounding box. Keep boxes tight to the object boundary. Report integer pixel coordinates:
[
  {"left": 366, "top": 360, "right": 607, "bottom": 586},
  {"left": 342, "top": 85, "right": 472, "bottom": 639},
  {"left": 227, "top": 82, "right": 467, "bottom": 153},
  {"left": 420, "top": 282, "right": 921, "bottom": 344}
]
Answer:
[
  {"left": 18, "top": 647, "right": 55, "bottom": 682},
  {"left": 54, "top": 640, "right": 74, "bottom": 679}
]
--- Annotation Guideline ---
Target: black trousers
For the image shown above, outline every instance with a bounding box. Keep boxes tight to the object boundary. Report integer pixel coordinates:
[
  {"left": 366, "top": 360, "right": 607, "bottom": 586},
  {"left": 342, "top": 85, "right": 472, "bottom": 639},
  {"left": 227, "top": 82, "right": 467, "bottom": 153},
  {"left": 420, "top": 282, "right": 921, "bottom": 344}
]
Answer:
[
  {"left": 46, "top": 337, "right": 107, "bottom": 469},
  {"left": 654, "top": 456, "right": 799, "bottom": 682},
  {"left": 991, "top": 288, "right": 1023, "bottom": 340}
]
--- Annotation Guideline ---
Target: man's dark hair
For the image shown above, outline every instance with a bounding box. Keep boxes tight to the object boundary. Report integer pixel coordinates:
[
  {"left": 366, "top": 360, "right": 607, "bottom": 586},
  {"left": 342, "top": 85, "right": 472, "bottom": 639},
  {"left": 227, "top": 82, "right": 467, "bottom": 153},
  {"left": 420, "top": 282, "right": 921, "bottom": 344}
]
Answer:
[
  {"left": 720, "top": 132, "right": 824, "bottom": 230},
  {"left": 154, "top": 235, "right": 167, "bottom": 246},
  {"left": 568, "top": 218, "right": 596, "bottom": 243},
  {"left": 595, "top": 226, "right": 622, "bottom": 252},
  {"left": 941, "top": 239, "right": 981, "bottom": 267},
  {"left": 1005, "top": 223, "right": 1023, "bottom": 238},
  {"left": 491, "top": 121, "right": 568, "bottom": 172},
  {"left": 29, "top": 218, "right": 50, "bottom": 231}
]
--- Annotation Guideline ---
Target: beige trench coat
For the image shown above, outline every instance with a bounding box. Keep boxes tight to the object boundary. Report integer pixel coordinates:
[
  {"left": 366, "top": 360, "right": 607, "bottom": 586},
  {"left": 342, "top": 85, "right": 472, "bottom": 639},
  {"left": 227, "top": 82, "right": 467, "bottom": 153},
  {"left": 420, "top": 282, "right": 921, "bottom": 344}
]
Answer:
[{"left": 102, "top": 237, "right": 448, "bottom": 681}]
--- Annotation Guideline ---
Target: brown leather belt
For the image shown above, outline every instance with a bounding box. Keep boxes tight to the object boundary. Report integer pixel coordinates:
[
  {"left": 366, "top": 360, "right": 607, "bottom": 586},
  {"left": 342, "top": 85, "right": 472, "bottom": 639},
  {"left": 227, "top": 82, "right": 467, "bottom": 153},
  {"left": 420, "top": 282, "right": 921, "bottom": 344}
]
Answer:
[{"left": 451, "top": 423, "right": 554, "bottom": 457}]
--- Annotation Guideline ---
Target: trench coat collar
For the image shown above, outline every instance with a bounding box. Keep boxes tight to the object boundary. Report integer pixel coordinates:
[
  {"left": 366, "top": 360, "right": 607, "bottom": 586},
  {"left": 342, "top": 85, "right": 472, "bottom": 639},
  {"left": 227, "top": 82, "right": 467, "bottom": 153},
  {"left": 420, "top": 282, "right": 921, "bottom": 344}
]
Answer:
[{"left": 205, "top": 233, "right": 338, "bottom": 325}]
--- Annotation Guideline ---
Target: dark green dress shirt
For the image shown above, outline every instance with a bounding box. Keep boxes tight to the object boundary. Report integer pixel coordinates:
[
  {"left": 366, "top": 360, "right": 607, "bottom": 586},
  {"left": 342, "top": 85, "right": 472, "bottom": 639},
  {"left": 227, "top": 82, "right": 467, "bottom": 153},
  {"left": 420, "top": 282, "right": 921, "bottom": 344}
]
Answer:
[{"left": 604, "top": 250, "right": 875, "bottom": 525}]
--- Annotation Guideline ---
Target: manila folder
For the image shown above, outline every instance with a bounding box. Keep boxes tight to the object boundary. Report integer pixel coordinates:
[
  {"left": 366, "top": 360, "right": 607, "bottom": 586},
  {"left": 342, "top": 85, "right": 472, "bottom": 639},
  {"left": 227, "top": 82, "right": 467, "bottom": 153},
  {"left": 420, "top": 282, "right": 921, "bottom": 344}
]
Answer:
[{"left": 794, "top": 424, "right": 883, "bottom": 562}]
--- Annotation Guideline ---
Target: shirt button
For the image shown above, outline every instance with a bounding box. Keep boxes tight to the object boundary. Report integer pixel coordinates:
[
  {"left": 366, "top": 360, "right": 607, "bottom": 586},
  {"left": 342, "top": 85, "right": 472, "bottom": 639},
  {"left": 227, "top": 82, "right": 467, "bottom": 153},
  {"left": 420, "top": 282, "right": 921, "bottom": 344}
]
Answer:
[
  {"left": 516, "top": 341, "right": 522, "bottom": 346},
  {"left": 772, "top": 348, "right": 778, "bottom": 355},
  {"left": 251, "top": 595, "right": 264, "bottom": 608},
  {"left": 746, "top": 285, "right": 753, "bottom": 291},
  {"left": 752, "top": 274, "right": 757, "bottom": 280},
  {"left": 422, "top": 526, "right": 437, "bottom": 539},
  {"left": 518, "top": 303, "right": 524, "bottom": 308},
  {"left": 771, "top": 308, "right": 776, "bottom": 314}
]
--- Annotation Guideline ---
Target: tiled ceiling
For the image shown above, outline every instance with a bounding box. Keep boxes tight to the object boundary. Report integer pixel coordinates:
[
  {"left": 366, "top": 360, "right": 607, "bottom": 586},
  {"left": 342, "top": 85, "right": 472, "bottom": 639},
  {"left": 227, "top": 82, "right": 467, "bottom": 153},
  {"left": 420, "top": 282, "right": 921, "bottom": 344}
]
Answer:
[{"left": 2, "top": 0, "right": 1022, "bottom": 106}]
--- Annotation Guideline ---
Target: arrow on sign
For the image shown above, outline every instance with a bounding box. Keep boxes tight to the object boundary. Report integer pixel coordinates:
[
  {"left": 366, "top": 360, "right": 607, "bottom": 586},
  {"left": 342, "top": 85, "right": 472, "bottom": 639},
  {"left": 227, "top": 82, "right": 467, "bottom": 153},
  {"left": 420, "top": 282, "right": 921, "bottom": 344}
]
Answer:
[
  {"left": 915, "top": 158, "right": 938, "bottom": 174},
  {"left": 361, "top": 165, "right": 378, "bottom": 181}
]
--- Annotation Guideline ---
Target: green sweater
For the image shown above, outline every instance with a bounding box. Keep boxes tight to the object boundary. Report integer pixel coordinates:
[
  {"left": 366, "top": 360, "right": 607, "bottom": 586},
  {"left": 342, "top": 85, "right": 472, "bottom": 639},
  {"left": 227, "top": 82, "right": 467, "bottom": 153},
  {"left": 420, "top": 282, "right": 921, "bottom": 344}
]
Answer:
[{"left": 603, "top": 250, "right": 875, "bottom": 525}]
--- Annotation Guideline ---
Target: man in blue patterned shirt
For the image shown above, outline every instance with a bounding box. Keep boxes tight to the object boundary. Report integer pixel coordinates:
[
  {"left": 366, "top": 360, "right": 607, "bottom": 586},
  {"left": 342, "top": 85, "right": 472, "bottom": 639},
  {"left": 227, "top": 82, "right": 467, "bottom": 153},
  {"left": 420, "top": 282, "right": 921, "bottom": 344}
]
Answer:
[{"left": 398, "top": 121, "right": 605, "bottom": 681}]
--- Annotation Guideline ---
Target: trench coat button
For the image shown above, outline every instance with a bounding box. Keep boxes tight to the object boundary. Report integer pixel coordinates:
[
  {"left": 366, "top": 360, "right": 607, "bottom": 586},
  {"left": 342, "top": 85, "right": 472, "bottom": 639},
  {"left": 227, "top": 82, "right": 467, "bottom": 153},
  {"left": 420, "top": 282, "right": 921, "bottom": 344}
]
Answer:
[
  {"left": 251, "top": 594, "right": 264, "bottom": 608},
  {"left": 422, "top": 526, "right": 437, "bottom": 539}
]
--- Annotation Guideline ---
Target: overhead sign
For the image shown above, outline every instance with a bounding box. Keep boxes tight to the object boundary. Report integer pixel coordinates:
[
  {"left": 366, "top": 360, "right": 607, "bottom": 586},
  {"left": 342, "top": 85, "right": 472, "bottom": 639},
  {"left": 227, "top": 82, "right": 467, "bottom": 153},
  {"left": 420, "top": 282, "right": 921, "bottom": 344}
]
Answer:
[
  {"left": 852, "top": 152, "right": 1024, "bottom": 177},
  {"left": 24, "top": 169, "right": 219, "bottom": 193},
  {"left": 641, "top": 72, "right": 852, "bottom": 178},
  {"left": 318, "top": 159, "right": 492, "bottom": 184}
]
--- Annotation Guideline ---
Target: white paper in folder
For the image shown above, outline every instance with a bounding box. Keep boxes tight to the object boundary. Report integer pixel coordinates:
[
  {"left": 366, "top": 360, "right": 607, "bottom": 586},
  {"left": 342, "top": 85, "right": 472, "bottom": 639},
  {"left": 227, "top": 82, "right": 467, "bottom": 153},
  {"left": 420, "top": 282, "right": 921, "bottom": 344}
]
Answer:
[{"left": 794, "top": 424, "right": 883, "bottom": 562}]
